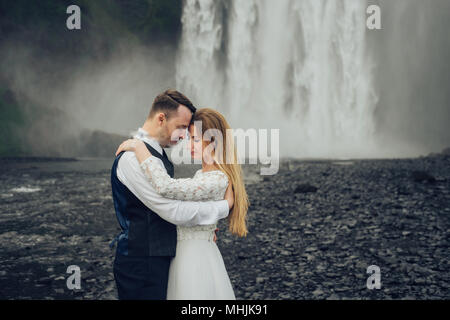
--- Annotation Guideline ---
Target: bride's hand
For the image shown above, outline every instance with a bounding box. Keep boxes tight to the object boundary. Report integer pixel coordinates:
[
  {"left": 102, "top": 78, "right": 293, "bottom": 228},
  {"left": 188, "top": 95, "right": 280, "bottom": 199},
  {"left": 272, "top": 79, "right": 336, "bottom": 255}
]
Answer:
[{"left": 115, "top": 138, "right": 142, "bottom": 156}]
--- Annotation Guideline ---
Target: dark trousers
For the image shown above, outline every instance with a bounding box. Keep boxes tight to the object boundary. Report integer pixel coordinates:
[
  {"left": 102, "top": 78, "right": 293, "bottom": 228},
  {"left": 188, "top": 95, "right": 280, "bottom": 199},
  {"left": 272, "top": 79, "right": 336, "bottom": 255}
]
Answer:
[{"left": 113, "top": 252, "right": 172, "bottom": 300}]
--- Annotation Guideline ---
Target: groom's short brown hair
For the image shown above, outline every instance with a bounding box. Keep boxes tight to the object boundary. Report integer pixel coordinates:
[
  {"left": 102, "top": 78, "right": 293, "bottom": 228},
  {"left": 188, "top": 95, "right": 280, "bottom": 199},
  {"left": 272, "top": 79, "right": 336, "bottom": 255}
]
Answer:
[{"left": 149, "top": 89, "right": 196, "bottom": 119}]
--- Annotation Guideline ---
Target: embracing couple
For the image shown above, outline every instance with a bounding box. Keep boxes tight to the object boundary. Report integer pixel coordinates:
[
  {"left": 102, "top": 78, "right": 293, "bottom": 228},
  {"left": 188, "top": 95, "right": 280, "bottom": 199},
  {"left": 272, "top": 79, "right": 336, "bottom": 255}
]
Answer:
[{"left": 110, "top": 89, "right": 249, "bottom": 300}]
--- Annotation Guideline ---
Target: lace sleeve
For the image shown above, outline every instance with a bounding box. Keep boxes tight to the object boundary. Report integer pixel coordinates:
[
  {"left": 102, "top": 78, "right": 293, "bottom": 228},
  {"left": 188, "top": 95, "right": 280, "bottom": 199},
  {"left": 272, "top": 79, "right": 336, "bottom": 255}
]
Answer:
[{"left": 139, "top": 156, "right": 229, "bottom": 201}]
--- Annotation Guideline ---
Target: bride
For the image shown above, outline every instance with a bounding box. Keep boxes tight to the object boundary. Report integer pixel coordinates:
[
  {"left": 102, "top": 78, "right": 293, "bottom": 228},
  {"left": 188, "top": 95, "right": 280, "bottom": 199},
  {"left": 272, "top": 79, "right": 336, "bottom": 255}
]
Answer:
[{"left": 116, "top": 108, "right": 249, "bottom": 299}]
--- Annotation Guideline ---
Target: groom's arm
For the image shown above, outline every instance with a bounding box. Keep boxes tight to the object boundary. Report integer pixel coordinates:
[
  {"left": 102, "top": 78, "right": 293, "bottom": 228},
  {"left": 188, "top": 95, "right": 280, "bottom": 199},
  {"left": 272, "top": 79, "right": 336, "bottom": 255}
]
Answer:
[{"left": 117, "top": 151, "right": 230, "bottom": 226}]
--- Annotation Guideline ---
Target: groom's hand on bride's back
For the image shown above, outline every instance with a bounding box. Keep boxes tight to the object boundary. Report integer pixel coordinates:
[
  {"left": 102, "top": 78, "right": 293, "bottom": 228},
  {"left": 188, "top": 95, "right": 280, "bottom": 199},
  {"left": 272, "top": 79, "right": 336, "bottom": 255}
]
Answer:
[
  {"left": 217, "top": 185, "right": 234, "bottom": 243},
  {"left": 225, "top": 183, "right": 234, "bottom": 210}
]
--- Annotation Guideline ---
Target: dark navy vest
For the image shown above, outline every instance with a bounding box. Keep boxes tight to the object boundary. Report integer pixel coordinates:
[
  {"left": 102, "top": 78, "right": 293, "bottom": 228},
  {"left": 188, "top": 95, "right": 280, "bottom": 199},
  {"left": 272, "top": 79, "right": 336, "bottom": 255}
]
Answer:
[{"left": 110, "top": 143, "right": 177, "bottom": 257}]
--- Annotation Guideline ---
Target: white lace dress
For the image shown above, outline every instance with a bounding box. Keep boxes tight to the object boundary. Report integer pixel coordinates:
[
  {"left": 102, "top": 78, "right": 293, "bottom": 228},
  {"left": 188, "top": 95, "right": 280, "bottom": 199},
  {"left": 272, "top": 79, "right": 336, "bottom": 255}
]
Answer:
[{"left": 140, "top": 156, "right": 236, "bottom": 300}]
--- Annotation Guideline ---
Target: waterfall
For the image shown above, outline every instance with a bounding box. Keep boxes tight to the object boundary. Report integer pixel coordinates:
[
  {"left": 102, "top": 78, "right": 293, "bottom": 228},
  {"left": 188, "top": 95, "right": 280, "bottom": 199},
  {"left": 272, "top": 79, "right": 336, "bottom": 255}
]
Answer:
[{"left": 176, "top": 0, "right": 382, "bottom": 159}]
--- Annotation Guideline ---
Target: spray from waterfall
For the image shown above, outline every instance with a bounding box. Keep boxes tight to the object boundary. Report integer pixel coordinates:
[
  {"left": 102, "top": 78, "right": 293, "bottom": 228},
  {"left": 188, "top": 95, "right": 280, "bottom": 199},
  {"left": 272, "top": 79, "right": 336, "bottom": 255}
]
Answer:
[{"left": 176, "top": 0, "right": 382, "bottom": 159}]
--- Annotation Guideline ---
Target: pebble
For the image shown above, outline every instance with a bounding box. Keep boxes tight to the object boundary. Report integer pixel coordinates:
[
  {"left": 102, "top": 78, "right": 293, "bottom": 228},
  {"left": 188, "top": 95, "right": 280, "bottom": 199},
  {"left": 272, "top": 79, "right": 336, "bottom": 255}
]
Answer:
[
  {"left": 312, "top": 289, "right": 324, "bottom": 296},
  {"left": 256, "top": 277, "right": 266, "bottom": 284}
]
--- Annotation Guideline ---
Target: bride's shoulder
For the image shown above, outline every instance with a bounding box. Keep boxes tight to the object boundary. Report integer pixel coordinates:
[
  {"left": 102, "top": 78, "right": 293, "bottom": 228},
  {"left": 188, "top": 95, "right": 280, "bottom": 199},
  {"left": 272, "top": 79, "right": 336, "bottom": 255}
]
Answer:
[
  {"left": 193, "top": 168, "right": 203, "bottom": 177},
  {"left": 214, "top": 170, "right": 228, "bottom": 179},
  {"left": 197, "top": 169, "right": 228, "bottom": 180},
  {"left": 209, "top": 170, "right": 229, "bottom": 185}
]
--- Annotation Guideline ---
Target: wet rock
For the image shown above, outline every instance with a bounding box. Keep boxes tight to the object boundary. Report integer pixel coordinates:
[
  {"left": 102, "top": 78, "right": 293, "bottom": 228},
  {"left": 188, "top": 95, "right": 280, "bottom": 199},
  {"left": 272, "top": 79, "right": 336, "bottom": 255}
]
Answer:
[
  {"left": 256, "top": 277, "right": 266, "bottom": 284},
  {"left": 294, "top": 183, "right": 318, "bottom": 194},
  {"left": 37, "top": 277, "right": 52, "bottom": 285},
  {"left": 411, "top": 170, "right": 436, "bottom": 183},
  {"left": 312, "top": 289, "right": 324, "bottom": 296},
  {"left": 283, "top": 281, "right": 294, "bottom": 287}
]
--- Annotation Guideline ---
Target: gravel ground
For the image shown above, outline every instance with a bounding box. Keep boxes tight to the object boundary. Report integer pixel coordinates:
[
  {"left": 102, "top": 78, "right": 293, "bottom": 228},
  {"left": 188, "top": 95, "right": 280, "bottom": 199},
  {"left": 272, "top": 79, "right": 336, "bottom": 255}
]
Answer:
[{"left": 0, "top": 154, "right": 449, "bottom": 300}]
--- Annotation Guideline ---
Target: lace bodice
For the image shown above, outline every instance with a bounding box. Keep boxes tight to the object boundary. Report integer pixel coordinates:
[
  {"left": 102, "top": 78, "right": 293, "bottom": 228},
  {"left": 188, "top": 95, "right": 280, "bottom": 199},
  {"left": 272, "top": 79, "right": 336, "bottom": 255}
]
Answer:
[{"left": 140, "top": 156, "right": 229, "bottom": 241}]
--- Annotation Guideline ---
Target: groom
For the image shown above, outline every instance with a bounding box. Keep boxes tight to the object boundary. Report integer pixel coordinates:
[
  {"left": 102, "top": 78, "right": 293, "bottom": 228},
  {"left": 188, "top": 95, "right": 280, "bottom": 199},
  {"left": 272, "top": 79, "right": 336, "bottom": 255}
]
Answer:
[{"left": 110, "top": 89, "right": 233, "bottom": 300}]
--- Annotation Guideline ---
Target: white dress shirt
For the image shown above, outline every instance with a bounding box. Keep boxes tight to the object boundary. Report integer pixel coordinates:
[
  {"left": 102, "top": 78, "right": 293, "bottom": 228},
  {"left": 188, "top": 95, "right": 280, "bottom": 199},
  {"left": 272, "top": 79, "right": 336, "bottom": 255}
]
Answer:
[{"left": 116, "top": 128, "right": 230, "bottom": 226}]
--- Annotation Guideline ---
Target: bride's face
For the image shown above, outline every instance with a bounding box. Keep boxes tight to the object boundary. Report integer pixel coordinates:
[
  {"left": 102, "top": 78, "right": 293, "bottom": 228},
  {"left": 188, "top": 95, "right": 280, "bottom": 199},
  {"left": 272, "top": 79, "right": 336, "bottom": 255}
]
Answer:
[{"left": 188, "top": 124, "right": 203, "bottom": 160}]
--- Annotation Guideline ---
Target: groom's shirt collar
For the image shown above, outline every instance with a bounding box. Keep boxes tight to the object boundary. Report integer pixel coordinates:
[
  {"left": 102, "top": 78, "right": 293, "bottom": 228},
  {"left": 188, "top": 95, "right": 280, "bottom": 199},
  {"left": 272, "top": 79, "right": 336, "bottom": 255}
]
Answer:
[{"left": 133, "top": 128, "right": 163, "bottom": 155}]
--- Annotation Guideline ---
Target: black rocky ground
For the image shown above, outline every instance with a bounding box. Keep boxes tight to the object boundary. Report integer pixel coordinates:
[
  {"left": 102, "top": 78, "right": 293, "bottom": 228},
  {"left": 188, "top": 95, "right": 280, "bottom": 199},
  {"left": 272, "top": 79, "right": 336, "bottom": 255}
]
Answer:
[{"left": 0, "top": 154, "right": 449, "bottom": 300}]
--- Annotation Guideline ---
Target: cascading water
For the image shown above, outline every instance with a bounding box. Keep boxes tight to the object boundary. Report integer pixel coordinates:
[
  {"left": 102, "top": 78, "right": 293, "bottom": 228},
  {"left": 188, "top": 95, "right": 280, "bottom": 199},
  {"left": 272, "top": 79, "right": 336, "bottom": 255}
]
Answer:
[{"left": 176, "top": 0, "right": 384, "bottom": 159}]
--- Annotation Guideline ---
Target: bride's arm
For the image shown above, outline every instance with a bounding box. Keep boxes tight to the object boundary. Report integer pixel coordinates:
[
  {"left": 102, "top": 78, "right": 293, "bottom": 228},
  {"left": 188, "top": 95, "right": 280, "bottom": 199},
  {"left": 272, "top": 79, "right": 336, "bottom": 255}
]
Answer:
[
  {"left": 115, "top": 138, "right": 229, "bottom": 201},
  {"left": 139, "top": 157, "right": 228, "bottom": 201}
]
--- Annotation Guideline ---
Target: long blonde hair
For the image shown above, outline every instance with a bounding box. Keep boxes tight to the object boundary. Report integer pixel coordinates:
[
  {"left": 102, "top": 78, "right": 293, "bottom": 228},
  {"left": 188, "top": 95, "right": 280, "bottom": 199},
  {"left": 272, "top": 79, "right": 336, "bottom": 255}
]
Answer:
[{"left": 192, "top": 108, "right": 249, "bottom": 237}]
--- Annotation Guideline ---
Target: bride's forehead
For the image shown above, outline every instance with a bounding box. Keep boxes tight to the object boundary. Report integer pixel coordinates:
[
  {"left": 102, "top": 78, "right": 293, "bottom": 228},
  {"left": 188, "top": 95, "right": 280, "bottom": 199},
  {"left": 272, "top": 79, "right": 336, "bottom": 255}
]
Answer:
[{"left": 188, "top": 124, "right": 201, "bottom": 137}]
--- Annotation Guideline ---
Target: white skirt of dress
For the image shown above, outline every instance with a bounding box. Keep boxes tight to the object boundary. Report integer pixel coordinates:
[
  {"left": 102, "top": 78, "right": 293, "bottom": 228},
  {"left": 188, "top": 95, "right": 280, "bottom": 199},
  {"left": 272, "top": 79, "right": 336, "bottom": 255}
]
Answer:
[{"left": 166, "top": 238, "right": 236, "bottom": 300}]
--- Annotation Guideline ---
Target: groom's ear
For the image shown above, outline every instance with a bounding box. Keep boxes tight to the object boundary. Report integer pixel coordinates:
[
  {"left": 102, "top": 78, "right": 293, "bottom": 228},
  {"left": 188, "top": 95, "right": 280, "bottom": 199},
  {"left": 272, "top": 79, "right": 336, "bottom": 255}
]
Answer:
[{"left": 157, "top": 112, "right": 167, "bottom": 125}]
